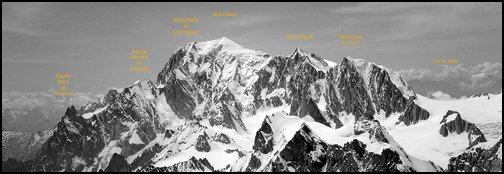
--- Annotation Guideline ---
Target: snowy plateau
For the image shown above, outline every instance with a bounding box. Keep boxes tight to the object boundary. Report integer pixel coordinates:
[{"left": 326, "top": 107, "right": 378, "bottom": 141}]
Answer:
[{"left": 2, "top": 37, "right": 501, "bottom": 172}]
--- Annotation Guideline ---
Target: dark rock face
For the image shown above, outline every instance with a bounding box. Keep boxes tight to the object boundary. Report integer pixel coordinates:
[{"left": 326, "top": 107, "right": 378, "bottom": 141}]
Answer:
[
  {"left": 367, "top": 64, "right": 409, "bottom": 117},
  {"left": 268, "top": 124, "right": 409, "bottom": 172},
  {"left": 195, "top": 132, "right": 211, "bottom": 152},
  {"left": 397, "top": 99, "right": 430, "bottom": 126},
  {"left": 448, "top": 139, "right": 502, "bottom": 172},
  {"left": 286, "top": 51, "right": 330, "bottom": 127},
  {"left": 323, "top": 67, "right": 345, "bottom": 129},
  {"left": 324, "top": 67, "right": 343, "bottom": 120},
  {"left": 273, "top": 124, "right": 328, "bottom": 172},
  {"left": 164, "top": 129, "right": 175, "bottom": 139},
  {"left": 289, "top": 97, "right": 330, "bottom": 127},
  {"left": 22, "top": 81, "right": 167, "bottom": 172},
  {"left": 160, "top": 78, "right": 197, "bottom": 118},
  {"left": 269, "top": 96, "right": 284, "bottom": 108},
  {"left": 251, "top": 56, "right": 289, "bottom": 109},
  {"left": 325, "top": 57, "right": 429, "bottom": 127},
  {"left": 332, "top": 115, "right": 344, "bottom": 129},
  {"left": 252, "top": 116, "right": 274, "bottom": 154},
  {"left": 157, "top": 46, "right": 218, "bottom": 123},
  {"left": 439, "top": 110, "right": 487, "bottom": 147},
  {"left": 207, "top": 88, "right": 246, "bottom": 131},
  {"left": 354, "top": 118, "right": 389, "bottom": 143},
  {"left": 122, "top": 142, "right": 145, "bottom": 158},
  {"left": 130, "top": 143, "right": 163, "bottom": 170},
  {"left": 247, "top": 154, "right": 262, "bottom": 171},
  {"left": 335, "top": 58, "right": 375, "bottom": 120},
  {"left": 32, "top": 105, "right": 106, "bottom": 172},
  {"left": 139, "top": 156, "right": 214, "bottom": 172},
  {"left": 325, "top": 140, "right": 403, "bottom": 172},
  {"left": 214, "top": 133, "right": 231, "bottom": 144},
  {"left": 105, "top": 153, "right": 131, "bottom": 172},
  {"left": 224, "top": 149, "right": 245, "bottom": 157},
  {"left": 157, "top": 48, "right": 188, "bottom": 84}
]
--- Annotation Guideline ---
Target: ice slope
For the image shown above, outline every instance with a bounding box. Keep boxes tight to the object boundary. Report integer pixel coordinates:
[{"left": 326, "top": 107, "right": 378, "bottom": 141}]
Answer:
[{"left": 417, "top": 93, "right": 502, "bottom": 124}]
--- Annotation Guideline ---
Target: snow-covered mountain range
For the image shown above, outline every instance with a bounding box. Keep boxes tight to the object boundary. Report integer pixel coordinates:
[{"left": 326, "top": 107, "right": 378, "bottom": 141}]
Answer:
[{"left": 2, "top": 37, "right": 501, "bottom": 172}]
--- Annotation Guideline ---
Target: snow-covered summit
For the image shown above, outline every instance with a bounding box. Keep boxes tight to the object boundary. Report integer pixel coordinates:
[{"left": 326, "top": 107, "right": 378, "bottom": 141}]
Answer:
[
  {"left": 194, "top": 37, "right": 243, "bottom": 54},
  {"left": 290, "top": 48, "right": 331, "bottom": 72}
]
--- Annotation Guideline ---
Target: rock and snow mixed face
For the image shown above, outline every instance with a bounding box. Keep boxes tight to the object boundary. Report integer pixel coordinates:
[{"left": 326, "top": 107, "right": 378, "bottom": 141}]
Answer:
[
  {"left": 8, "top": 37, "right": 501, "bottom": 172},
  {"left": 241, "top": 111, "right": 441, "bottom": 172}
]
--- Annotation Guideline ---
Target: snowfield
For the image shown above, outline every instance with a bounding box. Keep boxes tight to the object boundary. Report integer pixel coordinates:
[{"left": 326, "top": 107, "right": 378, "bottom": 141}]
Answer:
[{"left": 383, "top": 93, "right": 502, "bottom": 168}]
